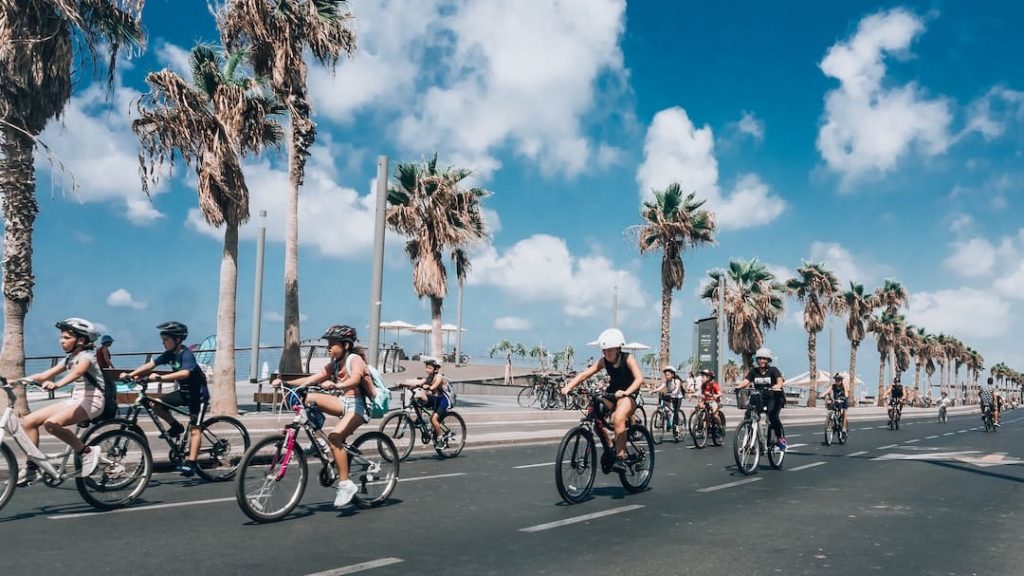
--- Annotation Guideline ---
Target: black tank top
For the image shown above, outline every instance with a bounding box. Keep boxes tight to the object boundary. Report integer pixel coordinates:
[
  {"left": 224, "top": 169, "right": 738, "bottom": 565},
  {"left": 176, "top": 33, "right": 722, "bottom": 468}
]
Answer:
[{"left": 603, "top": 352, "right": 634, "bottom": 395}]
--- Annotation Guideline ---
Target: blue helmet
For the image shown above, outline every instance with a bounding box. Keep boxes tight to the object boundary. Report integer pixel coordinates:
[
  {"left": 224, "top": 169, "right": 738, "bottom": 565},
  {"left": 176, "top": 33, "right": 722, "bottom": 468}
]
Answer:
[{"left": 100, "top": 335, "right": 114, "bottom": 345}]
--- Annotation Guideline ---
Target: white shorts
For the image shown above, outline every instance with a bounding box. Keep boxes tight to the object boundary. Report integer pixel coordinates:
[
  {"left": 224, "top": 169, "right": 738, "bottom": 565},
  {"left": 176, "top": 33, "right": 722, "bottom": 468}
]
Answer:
[{"left": 65, "top": 387, "right": 104, "bottom": 420}]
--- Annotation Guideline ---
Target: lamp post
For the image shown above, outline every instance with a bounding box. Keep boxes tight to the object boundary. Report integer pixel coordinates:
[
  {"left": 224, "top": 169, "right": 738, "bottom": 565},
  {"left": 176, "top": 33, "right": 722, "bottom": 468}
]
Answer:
[
  {"left": 248, "top": 210, "right": 267, "bottom": 386},
  {"left": 367, "top": 156, "right": 388, "bottom": 368}
]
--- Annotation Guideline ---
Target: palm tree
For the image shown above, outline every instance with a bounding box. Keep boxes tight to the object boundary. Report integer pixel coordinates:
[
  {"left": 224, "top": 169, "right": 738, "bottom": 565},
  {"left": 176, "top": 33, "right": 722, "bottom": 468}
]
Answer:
[
  {"left": 386, "top": 155, "right": 489, "bottom": 357},
  {"left": 133, "top": 44, "right": 283, "bottom": 415},
  {"left": 911, "top": 327, "right": 929, "bottom": 397},
  {"left": 633, "top": 184, "right": 716, "bottom": 368},
  {"left": 722, "top": 359, "right": 742, "bottom": 386},
  {"left": 700, "top": 259, "right": 785, "bottom": 371},
  {"left": 217, "top": 0, "right": 356, "bottom": 373},
  {"left": 841, "top": 282, "right": 875, "bottom": 407},
  {"left": 871, "top": 279, "right": 909, "bottom": 405},
  {"left": 0, "top": 0, "right": 145, "bottom": 415},
  {"left": 488, "top": 340, "right": 527, "bottom": 385},
  {"left": 786, "top": 262, "right": 840, "bottom": 406},
  {"left": 868, "top": 311, "right": 903, "bottom": 406}
]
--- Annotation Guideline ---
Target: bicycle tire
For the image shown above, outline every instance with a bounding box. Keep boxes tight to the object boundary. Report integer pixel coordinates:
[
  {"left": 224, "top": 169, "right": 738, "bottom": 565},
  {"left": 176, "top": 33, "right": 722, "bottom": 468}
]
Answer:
[
  {"left": 518, "top": 386, "right": 538, "bottom": 409},
  {"left": 712, "top": 412, "right": 726, "bottom": 446},
  {"left": 0, "top": 443, "right": 17, "bottom": 511},
  {"left": 766, "top": 428, "right": 785, "bottom": 470},
  {"left": 555, "top": 426, "right": 596, "bottom": 504},
  {"left": 733, "top": 421, "right": 759, "bottom": 475},
  {"left": 619, "top": 424, "right": 654, "bottom": 493},
  {"left": 824, "top": 414, "right": 834, "bottom": 446},
  {"left": 378, "top": 411, "right": 416, "bottom": 461},
  {"left": 76, "top": 429, "right": 153, "bottom": 510},
  {"left": 691, "top": 410, "right": 708, "bottom": 449},
  {"left": 888, "top": 409, "right": 895, "bottom": 430},
  {"left": 632, "top": 404, "right": 647, "bottom": 428},
  {"left": 235, "top": 433, "right": 307, "bottom": 523},
  {"left": 435, "top": 412, "right": 466, "bottom": 458},
  {"left": 350, "top": 431, "right": 400, "bottom": 509},
  {"left": 82, "top": 417, "right": 147, "bottom": 446},
  {"left": 195, "top": 416, "right": 250, "bottom": 482},
  {"left": 651, "top": 411, "right": 665, "bottom": 445}
]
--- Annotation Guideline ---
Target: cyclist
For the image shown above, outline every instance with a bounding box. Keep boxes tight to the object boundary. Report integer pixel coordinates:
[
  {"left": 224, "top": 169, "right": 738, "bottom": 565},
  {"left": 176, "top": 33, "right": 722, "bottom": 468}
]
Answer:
[
  {"left": 560, "top": 328, "right": 644, "bottom": 472},
  {"left": 936, "top": 391, "right": 951, "bottom": 419},
  {"left": 272, "top": 325, "right": 368, "bottom": 508},
  {"left": 120, "top": 321, "right": 209, "bottom": 477},
  {"left": 736, "top": 347, "right": 787, "bottom": 449},
  {"left": 697, "top": 368, "right": 723, "bottom": 430},
  {"left": 17, "top": 318, "right": 104, "bottom": 485},
  {"left": 883, "top": 375, "right": 905, "bottom": 417},
  {"left": 654, "top": 366, "right": 684, "bottom": 439},
  {"left": 96, "top": 334, "right": 114, "bottom": 369},
  {"left": 408, "top": 356, "right": 454, "bottom": 446},
  {"left": 822, "top": 372, "right": 849, "bottom": 432},
  {"left": 979, "top": 377, "right": 999, "bottom": 427}
]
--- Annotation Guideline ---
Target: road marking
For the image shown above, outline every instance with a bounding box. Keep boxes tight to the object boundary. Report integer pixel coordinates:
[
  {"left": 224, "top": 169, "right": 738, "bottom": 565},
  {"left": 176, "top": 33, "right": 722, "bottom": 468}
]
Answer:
[
  {"left": 925, "top": 435, "right": 938, "bottom": 439},
  {"left": 514, "top": 462, "right": 554, "bottom": 469},
  {"left": 696, "top": 477, "right": 763, "bottom": 493},
  {"left": 788, "top": 434, "right": 802, "bottom": 438},
  {"left": 847, "top": 451, "right": 868, "bottom": 457},
  {"left": 876, "top": 426, "right": 888, "bottom": 429},
  {"left": 304, "top": 558, "right": 404, "bottom": 576},
  {"left": 905, "top": 439, "right": 920, "bottom": 444},
  {"left": 873, "top": 450, "right": 980, "bottom": 462},
  {"left": 518, "top": 505, "right": 645, "bottom": 533},
  {"left": 787, "top": 443, "right": 807, "bottom": 449},
  {"left": 49, "top": 497, "right": 234, "bottom": 520},
  {"left": 790, "top": 462, "right": 827, "bottom": 472},
  {"left": 857, "top": 427, "right": 872, "bottom": 431},
  {"left": 877, "top": 444, "right": 897, "bottom": 450},
  {"left": 957, "top": 430, "right": 968, "bottom": 433},
  {"left": 942, "top": 432, "right": 955, "bottom": 436},
  {"left": 400, "top": 473, "right": 466, "bottom": 483}
]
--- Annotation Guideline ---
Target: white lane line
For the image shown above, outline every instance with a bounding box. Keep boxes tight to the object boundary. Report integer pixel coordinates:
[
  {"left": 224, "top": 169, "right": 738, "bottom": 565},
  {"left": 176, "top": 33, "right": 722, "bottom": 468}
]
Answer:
[
  {"left": 847, "top": 451, "right": 869, "bottom": 457},
  {"left": 787, "top": 443, "right": 808, "bottom": 449},
  {"left": 304, "top": 558, "right": 404, "bottom": 576},
  {"left": 790, "top": 462, "right": 827, "bottom": 472},
  {"left": 49, "top": 497, "right": 234, "bottom": 520},
  {"left": 696, "top": 477, "right": 763, "bottom": 493},
  {"left": 925, "top": 435, "right": 938, "bottom": 439},
  {"left": 858, "top": 427, "right": 872, "bottom": 431},
  {"left": 519, "top": 505, "right": 645, "bottom": 533},
  {"left": 400, "top": 472, "right": 466, "bottom": 483},
  {"left": 514, "top": 462, "right": 554, "bottom": 469},
  {"left": 957, "top": 430, "right": 968, "bottom": 433},
  {"left": 788, "top": 434, "right": 802, "bottom": 438},
  {"left": 876, "top": 426, "right": 888, "bottom": 429},
  {"left": 905, "top": 439, "right": 920, "bottom": 444},
  {"left": 877, "top": 444, "right": 898, "bottom": 450},
  {"left": 943, "top": 432, "right": 955, "bottom": 436}
]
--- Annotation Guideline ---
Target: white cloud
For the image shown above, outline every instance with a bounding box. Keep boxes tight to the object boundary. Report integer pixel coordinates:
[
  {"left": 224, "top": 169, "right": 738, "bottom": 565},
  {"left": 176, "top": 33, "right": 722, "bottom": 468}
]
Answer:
[
  {"left": 467, "top": 234, "right": 647, "bottom": 318},
  {"left": 816, "top": 9, "right": 953, "bottom": 180},
  {"left": 596, "top": 143, "right": 626, "bottom": 169},
  {"left": 636, "top": 107, "right": 785, "bottom": 230},
  {"left": 154, "top": 40, "right": 192, "bottom": 77},
  {"left": 906, "top": 288, "right": 1010, "bottom": 339},
  {"left": 494, "top": 316, "right": 531, "bottom": 330},
  {"left": 807, "top": 242, "right": 881, "bottom": 286},
  {"left": 943, "top": 237, "right": 996, "bottom": 277},
  {"left": 963, "top": 86, "right": 1024, "bottom": 141},
  {"left": 107, "top": 288, "right": 147, "bottom": 310},
  {"left": 995, "top": 262, "right": 1024, "bottom": 299},
  {"left": 734, "top": 111, "right": 764, "bottom": 141},
  {"left": 949, "top": 213, "right": 973, "bottom": 235}
]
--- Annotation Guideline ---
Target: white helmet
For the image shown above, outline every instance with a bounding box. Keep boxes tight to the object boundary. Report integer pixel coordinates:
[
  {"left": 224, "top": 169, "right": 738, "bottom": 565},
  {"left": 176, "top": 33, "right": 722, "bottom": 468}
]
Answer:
[
  {"left": 55, "top": 317, "right": 100, "bottom": 344},
  {"left": 596, "top": 328, "right": 626, "bottom": 350},
  {"left": 754, "top": 347, "right": 773, "bottom": 362},
  {"left": 661, "top": 365, "right": 677, "bottom": 373}
]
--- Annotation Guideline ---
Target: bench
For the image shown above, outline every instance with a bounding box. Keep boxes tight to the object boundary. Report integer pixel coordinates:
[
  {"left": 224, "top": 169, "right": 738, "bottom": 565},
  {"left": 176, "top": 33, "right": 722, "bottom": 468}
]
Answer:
[
  {"left": 253, "top": 372, "right": 310, "bottom": 412},
  {"left": 102, "top": 368, "right": 173, "bottom": 405}
]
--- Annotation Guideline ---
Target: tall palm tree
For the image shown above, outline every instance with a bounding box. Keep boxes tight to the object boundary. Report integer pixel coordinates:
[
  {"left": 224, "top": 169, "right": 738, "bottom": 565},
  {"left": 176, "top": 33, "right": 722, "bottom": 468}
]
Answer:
[
  {"left": 841, "top": 282, "right": 876, "bottom": 407},
  {"left": 634, "top": 184, "right": 716, "bottom": 369},
  {"left": 871, "top": 279, "right": 909, "bottom": 405},
  {"left": 386, "top": 154, "right": 489, "bottom": 357},
  {"left": 868, "top": 311, "right": 903, "bottom": 406},
  {"left": 786, "top": 262, "right": 840, "bottom": 406},
  {"left": 722, "top": 359, "right": 742, "bottom": 386},
  {"left": 133, "top": 45, "right": 283, "bottom": 415},
  {"left": 217, "top": 0, "right": 356, "bottom": 373},
  {"left": 700, "top": 259, "right": 786, "bottom": 371},
  {"left": 911, "top": 327, "right": 929, "bottom": 397},
  {"left": 0, "top": 0, "right": 145, "bottom": 415}
]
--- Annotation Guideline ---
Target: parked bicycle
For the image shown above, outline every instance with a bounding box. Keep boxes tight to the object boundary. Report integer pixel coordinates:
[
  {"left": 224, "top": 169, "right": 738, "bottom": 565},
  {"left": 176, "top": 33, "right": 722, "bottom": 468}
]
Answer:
[
  {"left": 235, "top": 385, "right": 399, "bottom": 523},
  {"left": 87, "top": 379, "right": 249, "bottom": 481},
  {"left": 823, "top": 400, "right": 847, "bottom": 446},
  {"left": 650, "top": 395, "right": 686, "bottom": 444},
  {"left": 378, "top": 385, "right": 466, "bottom": 461},
  {"left": 732, "top": 387, "right": 785, "bottom": 475},
  {"left": 554, "top": 390, "right": 654, "bottom": 504},
  {"left": 689, "top": 401, "right": 726, "bottom": 449},
  {"left": 0, "top": 377, "right": 152, "bottom": 511}
]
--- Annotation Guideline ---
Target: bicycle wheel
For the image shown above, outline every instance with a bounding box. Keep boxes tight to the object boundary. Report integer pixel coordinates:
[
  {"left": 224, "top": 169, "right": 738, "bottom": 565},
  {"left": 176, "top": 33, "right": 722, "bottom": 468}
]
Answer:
[
  {"left": 350, "top": 431, "right": 400, "bottom": 509},
  {"left": 195, "top": 416, "right": 250, "bottom": 482},
  {"left": 378, "top": 411, "right": 416, "bottom": 461},
  {"left": 691, "top": 411, "right": 708, "bottom": 449},
  {"left": 838, "top": 422, "right": 848, "bottom": 445},
  {"left": 235, "top": 433, "right": 307, "bottom": 523},
  {"left": 82, "top": 417, "right": 147, "bottom": 446},
  {"left": 0, "top": 443, "right": 17, "bottom": 511},
  {"left": 619, "top": 424, "right": 654, "bottom": 493},
  {"left": 674, "top": 408, "right": 687, "bottom": 444},
  {"left": 712, "top": 412, "right": 726, "bottom": 447},
  {"left": 766, "top": 428, "right": 785, "bottom": 470},
  {"left": 824, "top": 415, "right": 834, "bottom": 446},
  {"left": 555, "top": 426, "right": 596, "bottom": 504},
  {"left": 433, "top": 412, "right": 466, "bottom": 458},
  {"left": 895, "top": 412, "right": 900, "bottom": 430},
  {"left": 632, "top": 404, "right": 647, "bottom": 428},
  {"left": 76, "top": 429, "right": 152, "bottom": 510},
  {"left": 888, "top": 409, "right": 895, "bottom": 430},
  {"left": 733, "top": 421, "right": 759, "bottom": 475},
  {"left": 518, "top": 386, "right": 538, "bottom": 409},
  {"left": 650, "top": 411, "right": 665, "bottom": 445}
]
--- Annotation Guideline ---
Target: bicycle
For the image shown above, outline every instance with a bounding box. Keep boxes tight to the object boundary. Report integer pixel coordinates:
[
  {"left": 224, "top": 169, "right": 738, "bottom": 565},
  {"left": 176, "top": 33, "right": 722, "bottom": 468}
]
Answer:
[
  {"left": 235, "top": 385, "right": 399, "bottom": 523},
  {"left": 732, "top": 387, "right": 785, "bottom": 475},
  {"left": 938, "top": 404, "right": 947, "bottom": 423},
  {"left": 650, "top": 395, "right": 686, "bottom": 445},
  {"left": 982, "top": 405, "right": 995, "bottom": 432},
  {"left": 87, "top": 379, "right": 250, "bottom": 481},
  {"left": 554, "top": 390, "right": 654, "bottom": 504},
  {"left": 0, "top": 377, "right": 152, "bottom": 511},
  {"left": 887, "top": 400, "right": 902, "bottom": 430},
  {"left": 823, "top": 400, "right": 847, "bottom": 446},
  {"left": 632, "top": 392, "right": 648, "bottom": 428},
  {"left": 689, "top": 400, "right": 726, "bottom": 449},
  {"left": 378, "top": 385, "right": 466, "bottom": 461}
]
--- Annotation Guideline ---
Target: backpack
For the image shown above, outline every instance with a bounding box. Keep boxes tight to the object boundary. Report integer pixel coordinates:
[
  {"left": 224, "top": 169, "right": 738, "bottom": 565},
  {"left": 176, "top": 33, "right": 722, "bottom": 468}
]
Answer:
[
  {"left": 440, "top": 377, "right": 457, "bottom": 409},
  {"left": 81, "top": 364, "right": 118, "bottom": 422},
  {"left": 343, "top": 354, "right": 391, "bottom": 419}
]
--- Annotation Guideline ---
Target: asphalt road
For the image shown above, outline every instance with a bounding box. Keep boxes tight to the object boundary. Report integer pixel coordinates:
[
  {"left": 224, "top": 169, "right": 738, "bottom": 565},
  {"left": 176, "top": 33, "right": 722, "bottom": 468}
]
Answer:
[{"left": 1, "top": 409, "right": 1021, "bottom": 576}]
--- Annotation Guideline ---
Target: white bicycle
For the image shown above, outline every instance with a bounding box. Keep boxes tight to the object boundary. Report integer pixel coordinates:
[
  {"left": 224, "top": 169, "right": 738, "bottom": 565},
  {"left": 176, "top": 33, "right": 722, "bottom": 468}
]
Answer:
[{"left": 0, "top": 377, "right": 152, "bottom": 511}]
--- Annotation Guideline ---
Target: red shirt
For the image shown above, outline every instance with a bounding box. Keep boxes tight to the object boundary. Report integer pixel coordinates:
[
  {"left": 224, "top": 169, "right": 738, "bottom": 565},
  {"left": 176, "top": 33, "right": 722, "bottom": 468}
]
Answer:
[{"left": 701, "top": 380, "right": 721, "bottom": 402}]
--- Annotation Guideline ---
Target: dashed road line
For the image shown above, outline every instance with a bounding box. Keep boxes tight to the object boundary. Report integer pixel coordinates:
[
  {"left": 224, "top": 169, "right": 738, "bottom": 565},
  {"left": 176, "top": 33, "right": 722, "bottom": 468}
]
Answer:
[
  {"left": 847, "top": 451, "right": 869, "bottom": 457},
  {"left": 877, "top": 444, "right": 898, "bottom": 450},
  {"left": 400, "top": 473, "right": 467, "bottom": 483},
  {"left": 696, "top": 478, "right": 763, "bottom": 493},
  {"left": 304, "top": 558, "right": 404, "bottom": 576},
  {"left": 519, "top": 505, "right": 645, "bottom": 533},
  {"left": 943, "top": 432, "right": 955, "bottom": 437},
  {"left": 49, "top": 497, "right": 234, "bottom": 520},
  {"left": 790, "top": 462, "right": 827, "bottom": 472},
  {"left": 925, "top": 435, "right": 938, "bottom": 439},
  {"left": 514, "top": 462, "right": 554, "bottom": 469},
  {"left": 905, "top": 439, "right": 920, "bottom": 444}
]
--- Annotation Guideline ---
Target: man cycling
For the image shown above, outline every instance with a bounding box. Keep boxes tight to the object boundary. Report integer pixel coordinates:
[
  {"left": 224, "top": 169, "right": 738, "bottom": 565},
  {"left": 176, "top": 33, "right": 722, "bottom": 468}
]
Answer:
[
  {"left": 822, "top": 372, "right": 849, "bottom": 433},
  {"left": 697, "top": 368, "right": 723, "bottom": 430},
  {"left": 736, "top": 347, "right": 787, "bottom": 450},
  {"left": 979, "top": 377, "right": 999, "bottom": 427},
  {"left": 655, "top": 366, "right": 684, "bottom": 439},
  {"left": 883, "top": 375, "right": 905, "bottom": 416}
]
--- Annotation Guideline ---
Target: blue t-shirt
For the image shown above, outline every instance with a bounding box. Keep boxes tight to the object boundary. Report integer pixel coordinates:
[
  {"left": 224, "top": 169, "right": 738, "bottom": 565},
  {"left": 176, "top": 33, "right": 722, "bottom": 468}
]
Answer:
[{"left": 153, "top": 346, "right": 209, "bottom": 398}]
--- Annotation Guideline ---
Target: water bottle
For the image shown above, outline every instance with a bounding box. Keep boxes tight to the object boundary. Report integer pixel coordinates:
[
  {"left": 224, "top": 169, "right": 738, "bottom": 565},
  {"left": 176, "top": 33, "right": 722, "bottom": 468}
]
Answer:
[
  {"left": 315, "top": 433, "right": 330, "bottom": 454},
  {"left": 307, "top": 402, "right": 326, "bottom": 430}
]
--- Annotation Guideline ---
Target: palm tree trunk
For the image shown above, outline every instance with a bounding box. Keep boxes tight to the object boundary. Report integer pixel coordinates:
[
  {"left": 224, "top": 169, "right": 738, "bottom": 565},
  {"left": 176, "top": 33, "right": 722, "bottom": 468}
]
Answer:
[
  {"left": 659, "top": 285, "right": 672, "bottom": 370},
  {"left": 741, "top": 351, "right": 753, "bottom": 373},
  {"left": 848, "top": 342, "right": 859, "bottom": 409},
  {"left": 279, "top": 121, "right": 303, "bottom": 374},
  {"left": 914, "top": 364, "right": 922, "bottom": 397},
  {"left": 212, "top": 222, "right": 240, "bottom": 415},
  {"left": 0, "top": 130, "right": 38, "bottom": 416},
  {"left": 430, "top": 296, "right": 443, "bottom": 358},
  {"left": 877, "top": 351, "right": 885, "bottom": 407},
  {"left": 807, "top": 331, "right": 818, "bottom": 407}
]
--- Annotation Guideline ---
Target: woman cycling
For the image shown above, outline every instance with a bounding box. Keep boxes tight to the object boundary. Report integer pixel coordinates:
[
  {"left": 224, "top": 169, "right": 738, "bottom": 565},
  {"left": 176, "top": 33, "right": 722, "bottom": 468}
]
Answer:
[
  {"left": 822, "top": 372, "right": 849, "bottom": 432},
  {"left": 655, "top": 365, "right": 684, "bottom": 438},
  {"left": 273, "top": 325, "right": 369, "bottom": 508},
  {"left": 560, "top": 328, "right": 644, "bottom": 472},
  {"left": 736, "top": 347, "right": 787, "bottom": 450}
]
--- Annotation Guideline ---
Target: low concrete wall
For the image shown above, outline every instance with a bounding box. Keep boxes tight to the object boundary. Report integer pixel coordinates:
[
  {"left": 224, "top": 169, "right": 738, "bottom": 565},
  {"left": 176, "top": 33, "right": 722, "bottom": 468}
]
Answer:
[{"left": 451, "top": 375, "right": 533, "bottom": 396}]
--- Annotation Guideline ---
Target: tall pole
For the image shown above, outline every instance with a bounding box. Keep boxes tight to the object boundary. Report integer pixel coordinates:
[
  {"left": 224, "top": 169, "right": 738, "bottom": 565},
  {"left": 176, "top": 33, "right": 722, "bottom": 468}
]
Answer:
[
  {"left": 612, "top": 274, "right": 619, "bottom": 328},
  {"left": 829, "top": 317, "right": 834, "bottom": 375},
  {"left": 248, "top": 210, "right": 267, "bottom": 385},
  {"left": 368, "top": 156, "right": 389, "bottom": 368},
  {"left": 717, "top": 276, "right": 725, "bottom": 377},
  {"left": 455, "top": 278, "right": 464, "bottom": 366}
]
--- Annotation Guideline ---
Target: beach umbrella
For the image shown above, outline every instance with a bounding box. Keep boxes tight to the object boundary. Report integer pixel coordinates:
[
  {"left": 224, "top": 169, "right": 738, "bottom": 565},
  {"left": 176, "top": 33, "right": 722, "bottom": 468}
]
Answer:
[
  {"left": 622, "top": 342, "right": 651, "bottom": 352},
  {"left": 380, "top": 320, "right": 415, "bottom": 347},
  {"left": 441, "top": 323, "right": 466, "bottom": 352},
  {"left": 412, "top": 323, "right": 433, "bottom": 355}
]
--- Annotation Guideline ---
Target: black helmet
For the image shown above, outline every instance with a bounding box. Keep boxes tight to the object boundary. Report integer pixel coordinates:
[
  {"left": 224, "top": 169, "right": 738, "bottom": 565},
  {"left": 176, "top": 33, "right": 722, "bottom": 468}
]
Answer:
[
  {"left": 156, "top": 321, "right": 189, "bottom": 339},
  {"left": 893, "top": 375, "right": 901, "bottom": 384},
  {"left": 322, "top": 324, "right": 357, "bottom": 343},
  {"left": 698, "top": 368, "right": 716, "bottom": 380},
  {"left": 833, "top": 372, "right": 844, "bottom": 381}
]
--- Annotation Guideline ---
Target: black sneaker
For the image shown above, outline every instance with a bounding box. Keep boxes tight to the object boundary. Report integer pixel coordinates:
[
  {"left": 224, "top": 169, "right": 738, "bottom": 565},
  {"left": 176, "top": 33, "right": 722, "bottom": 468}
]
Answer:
[
  {"left": 611, "top": 457, "right": 627, "bottom": 473},
  {"left": 167, "top": 422, "right": 185, "bottom": 438}
]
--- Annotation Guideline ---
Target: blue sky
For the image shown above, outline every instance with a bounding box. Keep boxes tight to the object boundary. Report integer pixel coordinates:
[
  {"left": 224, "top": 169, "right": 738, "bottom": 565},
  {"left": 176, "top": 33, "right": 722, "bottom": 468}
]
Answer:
[{"left": 10, "top": 0, "right": 1024, "bottom": 380}]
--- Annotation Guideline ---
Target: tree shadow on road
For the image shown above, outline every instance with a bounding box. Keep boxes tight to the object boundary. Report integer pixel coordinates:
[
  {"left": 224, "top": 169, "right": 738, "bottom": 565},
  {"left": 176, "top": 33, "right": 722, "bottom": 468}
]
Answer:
[{"left": 923, "top": 460, "right": 1024, "bottom": 485}]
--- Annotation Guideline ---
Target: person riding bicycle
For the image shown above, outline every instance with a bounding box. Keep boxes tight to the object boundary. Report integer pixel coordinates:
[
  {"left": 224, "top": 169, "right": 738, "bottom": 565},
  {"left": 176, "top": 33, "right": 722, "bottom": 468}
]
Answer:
[
  {"left": 655, "top": 365, "right": 684, "bottom": 439},
  {"left": 736, "top": 347, "right": 787, "bottom": 450},
  {"left": 272, "top": 325, "right": 369, "bottom": 508},
  {"left": 979, "top": 377, "right": 999, "bottom": 427},
  {"left": 883, "top": 375, "right": 905, "bottom": 415},
  {"left": 120, "top": 321, "right": 209, "bottom": 477},
  {"left": 822, "top": 372, "right": 849, "bottom": 432},
  {"left": 697, "top": 368, "right": 723, "bottom": 430},
  {"left": 17, "top": 318, "right": 104, "bottom": 486},
  {"left": 560, "top": 328, "right": 644, "bottom": 473},
  {"left": 407, "top": 356, "right": 454, "bottom": 446}
]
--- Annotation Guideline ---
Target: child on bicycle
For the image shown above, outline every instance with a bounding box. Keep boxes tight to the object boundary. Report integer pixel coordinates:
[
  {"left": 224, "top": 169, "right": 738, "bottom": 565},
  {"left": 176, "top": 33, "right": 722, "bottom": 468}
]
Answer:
[
  {"left": 272, "top": 325, "right": 369, "bottom": 508},
  {"left": 408, "top": 356, "right": 453, "bottom": 446},
  {"left": 698, "top": 368, "right": 723, "bottom": 429},
  {"left": 560, "top": 328, "right": 644, "bottom": 472},
  {"left": 18, "top": 318, "right": 104, "bottom": 485},
  {"left": 120, "top": 321, "right": 209, "bottom": 477},
  {"left": 655, "top": 366, "right": 684, "bottom": 439},
  {"left": 822, "top": 372, "right": 849, "bottom": 432}
]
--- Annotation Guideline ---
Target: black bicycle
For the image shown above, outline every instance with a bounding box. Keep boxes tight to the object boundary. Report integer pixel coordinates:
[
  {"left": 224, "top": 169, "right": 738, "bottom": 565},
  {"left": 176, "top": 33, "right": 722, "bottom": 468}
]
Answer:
[
  {"left": 554, "top": 391, "right": 654, "bottom": 504},
  {"left": 823, "top": 400, "right": 847, "bottom": 446},
  {"left": 887, "top": 399, "right": 902, "bottom": 431},
  {"left": 982, "top": 404, "right": 996, "bottom": 432},
  {"left": 689, "top": 400, "right": 726, "bottom": 449},
  {"left": 378, "top": 385, "right": 466, "bottom": 460}
]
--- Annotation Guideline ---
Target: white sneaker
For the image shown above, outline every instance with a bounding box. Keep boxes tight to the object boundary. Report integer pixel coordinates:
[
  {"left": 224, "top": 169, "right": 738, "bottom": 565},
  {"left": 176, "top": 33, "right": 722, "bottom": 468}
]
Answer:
[
  {"left": 79, "top": 446, "right": 101, "bottom": 478},
  {"left": 333, "top": 479, "right": 358, "bottom": 508}
]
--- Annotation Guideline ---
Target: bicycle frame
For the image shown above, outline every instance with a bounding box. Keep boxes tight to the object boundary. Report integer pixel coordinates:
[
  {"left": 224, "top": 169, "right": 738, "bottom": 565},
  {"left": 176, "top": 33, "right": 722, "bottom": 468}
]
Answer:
[
  {"left": 742, "top": 390, "right": 770, "bottom": 452},
  {"left": 396, "top": 389, "right": 450, "bottom": 441},
  {"left": 0, "top": 381, "right": 78, "bottom": 482},
  {"left": 117, "top": 381, "right": 207, "bottom": 457}
]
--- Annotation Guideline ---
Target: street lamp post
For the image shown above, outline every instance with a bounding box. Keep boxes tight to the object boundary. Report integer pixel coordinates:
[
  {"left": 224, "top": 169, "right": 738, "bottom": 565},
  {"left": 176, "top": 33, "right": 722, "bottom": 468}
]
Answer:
[
  {"left": 248, "top": 210, "right": 267, "bottom": 387},
  {"left": 367, "top": 156, "right": 389, "bottom": 369}
]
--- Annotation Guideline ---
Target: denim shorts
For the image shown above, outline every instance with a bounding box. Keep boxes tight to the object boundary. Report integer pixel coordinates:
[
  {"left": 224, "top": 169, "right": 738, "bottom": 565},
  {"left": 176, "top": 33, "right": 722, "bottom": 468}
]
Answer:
[{"left": 341, "top": 395, "right": 370, "bottom": 421}]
